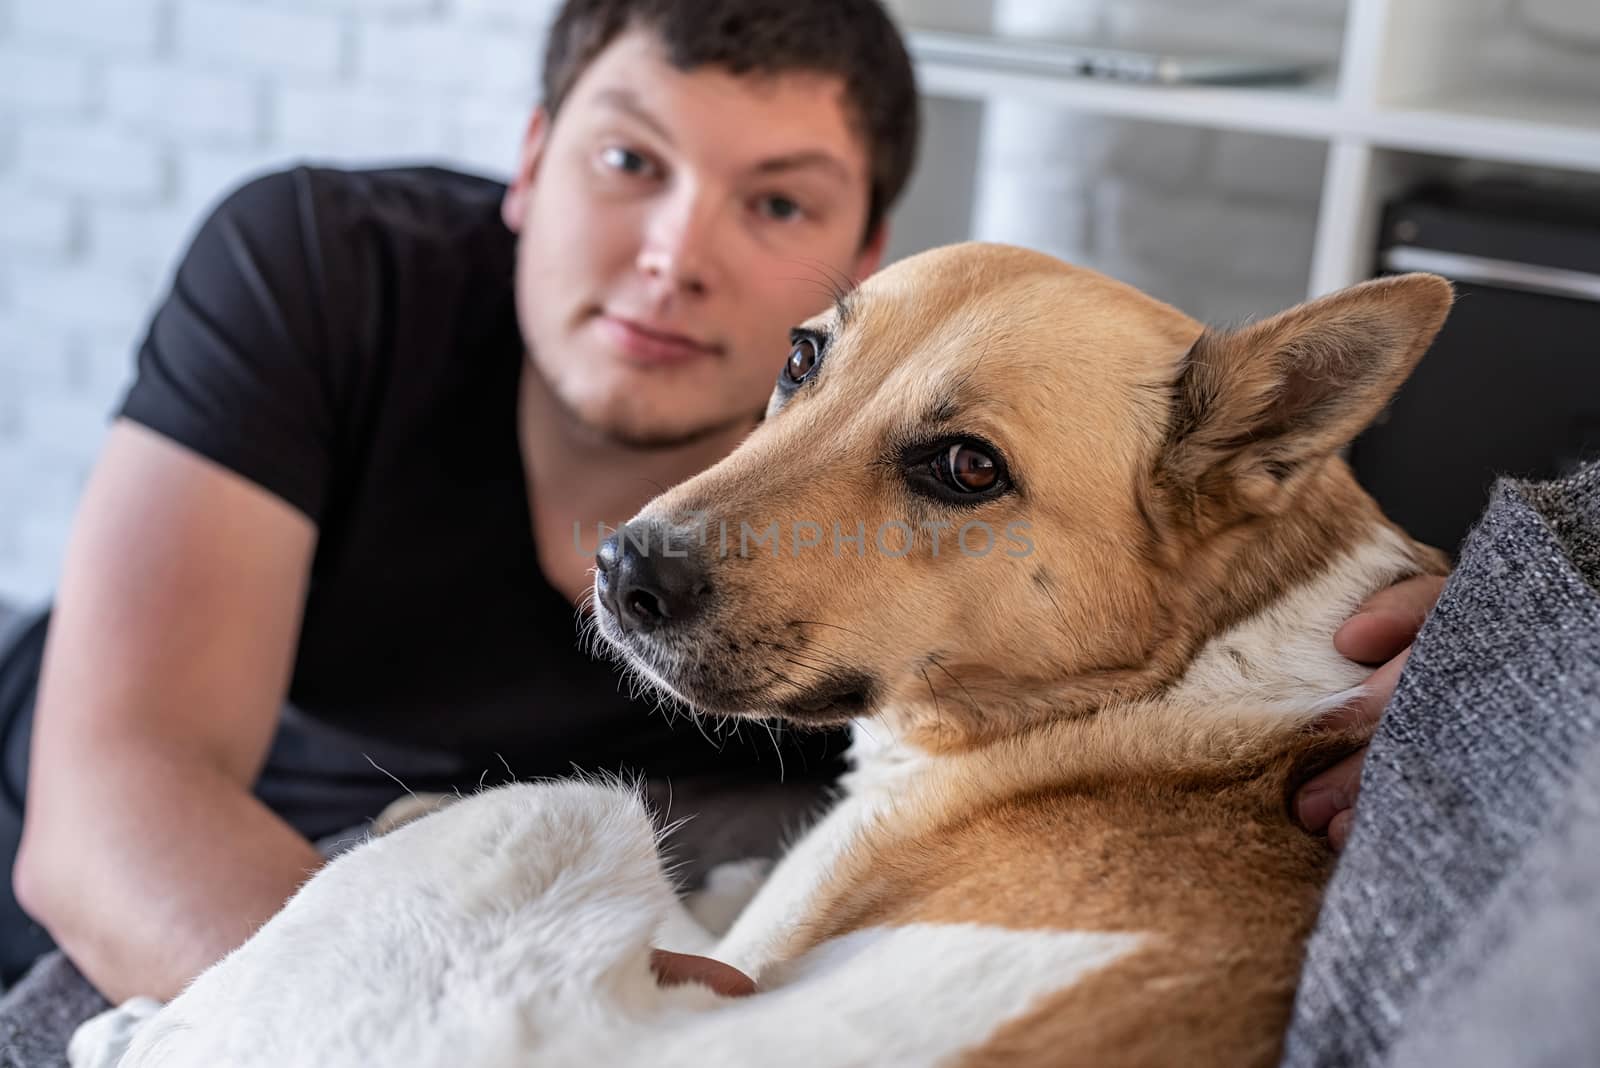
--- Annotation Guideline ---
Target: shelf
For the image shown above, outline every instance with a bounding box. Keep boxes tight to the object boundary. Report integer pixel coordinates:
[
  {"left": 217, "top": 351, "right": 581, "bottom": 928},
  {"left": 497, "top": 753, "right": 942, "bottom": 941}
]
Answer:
[
  {"left": 909, "top": 31, "right": 1342, "bottom": 142},
  {"left": 1368, "top": 90, "right": 1600, "bottom": 173},
  {"left": 900, "top": 13, "right": 1600, "bottom": 305},
  {"left": 909, "top": 31, "right": 1600, "bottom": 174}
]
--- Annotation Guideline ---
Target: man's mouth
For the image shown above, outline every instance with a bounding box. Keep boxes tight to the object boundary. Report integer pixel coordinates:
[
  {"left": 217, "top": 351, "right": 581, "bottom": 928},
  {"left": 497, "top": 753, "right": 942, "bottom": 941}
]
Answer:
[{"left": 597, "top": 314, "right": 722, "bottom": 367}]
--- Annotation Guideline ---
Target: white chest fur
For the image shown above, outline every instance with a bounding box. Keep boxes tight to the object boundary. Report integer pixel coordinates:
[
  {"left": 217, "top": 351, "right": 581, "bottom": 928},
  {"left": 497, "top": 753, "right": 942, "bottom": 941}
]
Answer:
[
  {"left": 1165, "top": 527, "right": 1421, "bottom": 724},
  {"left": 712, "top": 722, "right": 931, "bottom": 977}
]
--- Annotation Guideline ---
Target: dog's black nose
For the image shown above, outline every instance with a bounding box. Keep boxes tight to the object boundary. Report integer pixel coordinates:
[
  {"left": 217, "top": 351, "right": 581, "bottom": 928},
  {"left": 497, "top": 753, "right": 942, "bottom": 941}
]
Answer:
[{"left": 596, "top": 521, "right": 707, "bottom": 633}]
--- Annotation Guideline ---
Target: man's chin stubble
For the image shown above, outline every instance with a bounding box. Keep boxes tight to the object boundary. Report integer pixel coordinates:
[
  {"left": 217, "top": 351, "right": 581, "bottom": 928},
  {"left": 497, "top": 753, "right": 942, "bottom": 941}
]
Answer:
[
  {"left": 602, "top": 417, "right": 752, "bottom": 451},
  {"left": 566, "top": 394, "right": 757, "bottom": 452},
  {"left": 526, "top": 350, "right": 760, "bottom": 451}
]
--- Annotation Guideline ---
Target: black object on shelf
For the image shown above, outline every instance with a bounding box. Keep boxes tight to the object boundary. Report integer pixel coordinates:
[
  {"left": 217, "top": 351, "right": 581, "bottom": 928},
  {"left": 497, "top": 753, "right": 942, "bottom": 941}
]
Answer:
[{"left": 1350, "top": 180, "right": 1600, "bottom": 556}]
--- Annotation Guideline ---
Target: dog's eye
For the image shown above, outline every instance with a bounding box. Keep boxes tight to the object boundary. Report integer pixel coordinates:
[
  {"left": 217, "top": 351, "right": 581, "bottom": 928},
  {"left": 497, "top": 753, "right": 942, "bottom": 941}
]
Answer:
[
  {"left": 936, "top": 443, "right": 999, "bottom": 493},
  {"left": 785, "top": 336, "right": 820, "bottom": 384},
  {"left": 902, "top": 437, "right": 1011, "bottom": 505}
]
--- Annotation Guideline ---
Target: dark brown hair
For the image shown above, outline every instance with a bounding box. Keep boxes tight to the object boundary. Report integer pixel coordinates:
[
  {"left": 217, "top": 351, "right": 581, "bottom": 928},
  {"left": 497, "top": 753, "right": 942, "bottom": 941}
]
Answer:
[{"left": 541, "top": 0, "right": 919, "bottom": 244}]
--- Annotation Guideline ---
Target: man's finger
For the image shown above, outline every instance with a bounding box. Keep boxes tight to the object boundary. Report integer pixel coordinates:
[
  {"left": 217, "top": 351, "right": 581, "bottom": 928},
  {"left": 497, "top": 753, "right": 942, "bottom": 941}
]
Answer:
[
  {"left": 1296, "top": 748, "right": 1367, "bottom": 834},
  {"left": 650, "top": 948, "right": 758, "bottom": 998},
  {"left": 1334, "top": 574, "right": 1446, "bottom": 665},
  {"left": 1317, "top": 647, "right": 1411, "bottom": 731},
  {"left": 1327, "top": 808, "right": 1356, "bottom": 851}
]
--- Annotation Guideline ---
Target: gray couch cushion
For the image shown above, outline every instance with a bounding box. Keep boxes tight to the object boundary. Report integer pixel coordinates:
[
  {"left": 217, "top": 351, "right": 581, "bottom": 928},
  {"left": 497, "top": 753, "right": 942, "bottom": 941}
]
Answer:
[{"left": 1282, "top": 463, "right": 1600, "bottom": 1067}]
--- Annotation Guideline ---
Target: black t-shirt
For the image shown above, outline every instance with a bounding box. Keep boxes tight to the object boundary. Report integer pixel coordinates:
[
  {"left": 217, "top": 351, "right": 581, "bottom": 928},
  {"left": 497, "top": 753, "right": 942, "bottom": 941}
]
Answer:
[{"left": 3, "top": 166, "right": 839, "bottom": 835}]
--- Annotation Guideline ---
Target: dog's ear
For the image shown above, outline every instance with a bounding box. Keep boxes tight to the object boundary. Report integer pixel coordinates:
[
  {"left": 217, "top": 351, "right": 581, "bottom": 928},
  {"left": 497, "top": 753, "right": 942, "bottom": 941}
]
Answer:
[{"left": 1157, "top": 272, "right": 1452, "bottom": 518}]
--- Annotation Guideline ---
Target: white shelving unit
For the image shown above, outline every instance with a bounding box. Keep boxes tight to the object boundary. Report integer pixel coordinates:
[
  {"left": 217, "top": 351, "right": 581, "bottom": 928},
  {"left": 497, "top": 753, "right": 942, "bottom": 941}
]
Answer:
[{"left": 902, "top": 0, "right": 1600, "bottom": 299}]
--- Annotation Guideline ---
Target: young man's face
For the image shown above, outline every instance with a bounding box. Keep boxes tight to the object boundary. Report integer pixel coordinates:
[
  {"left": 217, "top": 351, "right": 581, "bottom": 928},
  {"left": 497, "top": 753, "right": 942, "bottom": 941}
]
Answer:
[{"left": 503, "top": 29, "right": 885, "bottom": 449}]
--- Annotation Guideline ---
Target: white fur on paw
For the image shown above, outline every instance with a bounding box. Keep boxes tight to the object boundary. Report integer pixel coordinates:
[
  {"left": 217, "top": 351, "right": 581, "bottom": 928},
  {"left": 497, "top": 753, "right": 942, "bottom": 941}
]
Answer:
[
  {"left": 687, "top": 857, "right": 775, "bottom": 936},
  {"left": 69, "top": 997, "right": 164, "bottom": 1068}
]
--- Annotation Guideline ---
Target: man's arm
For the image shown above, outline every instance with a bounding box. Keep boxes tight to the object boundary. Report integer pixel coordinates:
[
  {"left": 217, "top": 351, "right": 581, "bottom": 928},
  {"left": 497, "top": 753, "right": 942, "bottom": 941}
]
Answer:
[
  {"left": 13, "top": 420, "right": 325, "bottom": 1003},
  {"left": 1297, "top": 574, "right": 1448, "bottom": 848}
]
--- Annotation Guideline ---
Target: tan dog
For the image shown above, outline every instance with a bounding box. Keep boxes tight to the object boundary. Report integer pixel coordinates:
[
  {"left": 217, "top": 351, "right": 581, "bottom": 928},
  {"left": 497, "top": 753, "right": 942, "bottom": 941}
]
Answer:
[
  {"left": 591, "top": 243, "right": 1452, "bottom": 1065},
  {"left": 91, "top": 244, "right": 1452, "bottom": 1068}
]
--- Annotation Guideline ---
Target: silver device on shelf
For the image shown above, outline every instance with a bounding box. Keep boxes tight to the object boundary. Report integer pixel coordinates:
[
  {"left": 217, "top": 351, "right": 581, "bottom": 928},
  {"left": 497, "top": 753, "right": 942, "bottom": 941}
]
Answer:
[{"left": 909, "top": 29, "right": 1322, "bottom": 86}]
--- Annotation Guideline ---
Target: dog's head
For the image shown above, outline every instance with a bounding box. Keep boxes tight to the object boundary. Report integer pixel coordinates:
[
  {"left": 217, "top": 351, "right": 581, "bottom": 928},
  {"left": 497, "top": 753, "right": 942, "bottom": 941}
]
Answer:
[{"left": 592, "top": 244, "right": 1451, "bottom": 751}]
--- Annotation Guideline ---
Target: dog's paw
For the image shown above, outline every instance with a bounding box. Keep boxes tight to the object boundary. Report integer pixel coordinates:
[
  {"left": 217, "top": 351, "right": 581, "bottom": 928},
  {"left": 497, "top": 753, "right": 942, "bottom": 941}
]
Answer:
[
  {"left": 687, "top": 857, "right": 775, "bottom": 935},
  {"left": 371, "top": 791, "right": 456, "bottom": 836}
]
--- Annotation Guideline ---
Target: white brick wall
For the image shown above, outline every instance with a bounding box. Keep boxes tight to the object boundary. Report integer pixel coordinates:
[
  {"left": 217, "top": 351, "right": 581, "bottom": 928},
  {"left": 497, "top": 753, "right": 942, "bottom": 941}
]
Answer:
[
  {"left": 0, "top": 181, "right": 74, "bottom": 255},
  {"left": 174, "top": 2, "right": 345, "bottom": 77},
  {"left": 276, "top": 84, "right": 455, "bottom": 157},
  {"left": 357, "top": 23, "right": 537, "bottom": 93},
  {"left": 17, "top": 122, "right": 169, "bottom": 198},
  {"left": 0, "top": 48, "right": 96, "bottom": 112},
  {"left": 13, "top": 0, "right": 166, "bottom": 57},
  {"left": 106, "top": 63, "right": 261, "bottom": 145}
]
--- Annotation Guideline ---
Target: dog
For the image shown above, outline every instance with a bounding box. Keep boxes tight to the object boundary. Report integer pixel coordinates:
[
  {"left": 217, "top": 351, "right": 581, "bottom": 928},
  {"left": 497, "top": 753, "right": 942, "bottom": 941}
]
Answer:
[{"left": 86, "top": 243, "right": 1451, "bottom": 1067}]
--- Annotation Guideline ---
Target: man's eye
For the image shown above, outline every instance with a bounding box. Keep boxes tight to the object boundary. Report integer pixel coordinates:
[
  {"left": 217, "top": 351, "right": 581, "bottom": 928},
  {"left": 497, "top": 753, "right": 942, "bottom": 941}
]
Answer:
[
  {"left": 758, "top": 195, "right": 804, "bottom": 222},
  {"left": 601, "top": 146, "right": 655, "bottom": 176}
]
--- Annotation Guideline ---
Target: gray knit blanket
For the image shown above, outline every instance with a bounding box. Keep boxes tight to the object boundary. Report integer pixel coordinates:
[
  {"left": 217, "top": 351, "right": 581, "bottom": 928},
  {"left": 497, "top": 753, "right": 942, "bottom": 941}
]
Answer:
[
  {"left": 4, "top": 463, "right": 1597, "bottom": 1066},
  {"left": 1282, "top": 460, "right": 1600, "bottom": 1067}
]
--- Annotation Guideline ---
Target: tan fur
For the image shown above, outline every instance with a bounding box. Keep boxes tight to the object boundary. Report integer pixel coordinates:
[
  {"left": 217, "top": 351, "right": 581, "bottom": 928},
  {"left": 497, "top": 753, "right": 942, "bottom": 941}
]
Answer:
[
  {"left": 786, "top": 714, "right": 1368, "bottom": 1067},
  {"left": 605, "top": 244, "right": 1453, "bottom": 1066}
]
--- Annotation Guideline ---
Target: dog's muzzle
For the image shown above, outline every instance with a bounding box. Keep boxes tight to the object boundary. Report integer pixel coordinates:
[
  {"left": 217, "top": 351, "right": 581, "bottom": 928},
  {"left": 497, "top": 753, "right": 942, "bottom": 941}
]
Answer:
[{"left": 595, "top": 520, "right": 710, "bottom": 634}]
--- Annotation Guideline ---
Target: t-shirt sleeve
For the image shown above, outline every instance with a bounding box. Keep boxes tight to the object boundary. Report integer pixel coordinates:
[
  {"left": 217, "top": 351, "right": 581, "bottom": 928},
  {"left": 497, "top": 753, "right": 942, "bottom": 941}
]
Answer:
[{"left": 118, "top": 167, "right": 348, "bottom": 524}]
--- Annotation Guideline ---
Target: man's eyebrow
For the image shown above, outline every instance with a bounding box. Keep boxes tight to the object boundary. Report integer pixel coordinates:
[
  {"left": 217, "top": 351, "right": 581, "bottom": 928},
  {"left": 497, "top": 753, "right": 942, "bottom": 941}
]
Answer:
[
  {"left": 592, "top": 88, "right": 674, "bottom": 145},
  {"left": 753, "top": 151, "right": 854, "bottom": 185},
  {"left": 593, "top": 88, "right": 854, "bottom": 185}
]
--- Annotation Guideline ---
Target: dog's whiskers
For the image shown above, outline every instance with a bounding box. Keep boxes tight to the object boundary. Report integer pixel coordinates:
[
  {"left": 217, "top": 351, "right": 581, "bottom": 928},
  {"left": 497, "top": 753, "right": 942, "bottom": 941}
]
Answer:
[
  {"left": 363, "top": 755, "right": 419, "bottom": 802},
  {"left": 926, "top": 654, "right": 983, "bottom": 720},
  {"left": 776, "top": 275, "right": 852, "bottom": 309},
  {"left": 755, "top": 644, "right": 838, "bottom": 681},
  {"left": 785, "top": 619, "right": 874, "bottom": 644},
  {"left": 752, "top": 632, "right": 849, "bottom": 674},
  {"left": 1032, "top": 578, "right": 1077, "bottom": 641},
  {"left": 773, "top": 255, "right": 857, "bottom": 307},
  {"left": 765, "top": 717, "right": 788, "bottom": 779},
  {"left": 919, "top": 664, "right": 945, "bottom": 737}
]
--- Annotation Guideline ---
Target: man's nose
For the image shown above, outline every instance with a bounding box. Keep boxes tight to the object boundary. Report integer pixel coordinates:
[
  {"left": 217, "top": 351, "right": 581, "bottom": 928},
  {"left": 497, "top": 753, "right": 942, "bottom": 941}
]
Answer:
[
  {"left": 636, "top": 193, "right": 717, "bottom": 298},
  {"left": 596, "top": 521, "right": 710, "bottom": 633}
]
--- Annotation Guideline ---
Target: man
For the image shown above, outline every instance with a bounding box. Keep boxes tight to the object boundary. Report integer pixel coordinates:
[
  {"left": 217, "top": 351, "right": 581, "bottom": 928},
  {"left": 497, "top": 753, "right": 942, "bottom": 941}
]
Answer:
[
  {"left": 3, "top": 0, "right": 915, "bottom": 1001},
  {"left": 0, "top": 0, "right": 1424, "bottom": 1019}
]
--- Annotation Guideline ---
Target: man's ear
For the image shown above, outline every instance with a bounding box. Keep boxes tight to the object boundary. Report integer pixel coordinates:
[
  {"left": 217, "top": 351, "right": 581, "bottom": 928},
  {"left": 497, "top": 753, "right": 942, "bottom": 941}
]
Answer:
[
  {"left": 1159, "top": 272, "right": 1454, "bottom": 518},
  {"left": 501, "top": 106, "right": 551, "bottom": 234},
  {"left": 851, "top": 222, "right": 889, "bottom": 282}
]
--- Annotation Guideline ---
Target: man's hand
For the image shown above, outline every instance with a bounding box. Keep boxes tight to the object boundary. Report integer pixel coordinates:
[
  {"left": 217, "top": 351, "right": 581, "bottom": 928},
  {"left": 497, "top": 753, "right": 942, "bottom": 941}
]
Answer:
[{"left": 1296, "top": 574, "right": 1447, "bottom": 849}]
